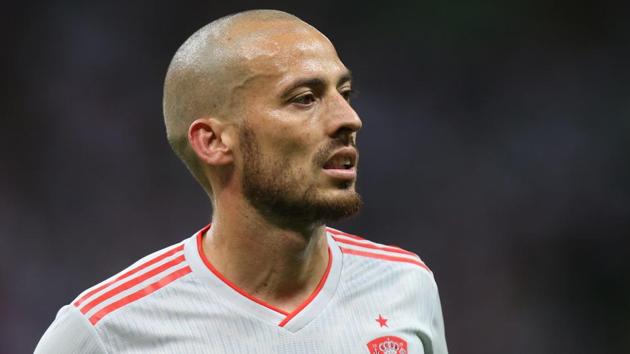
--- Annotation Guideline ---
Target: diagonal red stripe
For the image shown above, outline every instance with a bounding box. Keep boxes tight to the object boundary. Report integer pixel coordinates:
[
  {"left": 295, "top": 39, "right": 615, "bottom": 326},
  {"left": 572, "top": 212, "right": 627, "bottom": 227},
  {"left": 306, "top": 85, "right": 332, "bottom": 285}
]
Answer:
[
  {"left": 332, "top": 236, "right": 417, "bottom": 256},
  {"left": 79, "top": 254, "right": 186, "bottom": 314},
  {"left": 326, "top": 227, "right": 367, "bottom": 241},
  {"left": 73, "top": 244, "right": 184, "bottom": 307},
  {"left": 326, "top": 228, "right": 365, "bottom": 240},
  {"left": 89, "top": 266, "right": 192, "bottom": 325},
  {"left": 339, "top": 247, "right": 430, "bottom": 272}
]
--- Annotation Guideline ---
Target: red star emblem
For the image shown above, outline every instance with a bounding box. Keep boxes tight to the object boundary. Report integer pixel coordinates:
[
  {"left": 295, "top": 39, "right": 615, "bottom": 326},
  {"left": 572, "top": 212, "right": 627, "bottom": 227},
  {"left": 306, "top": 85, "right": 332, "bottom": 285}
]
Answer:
[{"left": 375, "top": 314, "right": 388, "bottom": 327}]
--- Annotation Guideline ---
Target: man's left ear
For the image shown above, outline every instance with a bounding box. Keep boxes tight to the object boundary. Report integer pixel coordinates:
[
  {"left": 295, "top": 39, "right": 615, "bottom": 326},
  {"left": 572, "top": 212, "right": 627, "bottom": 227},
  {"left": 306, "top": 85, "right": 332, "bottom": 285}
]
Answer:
[{"left": 188, "top": 118, "right": 234, "bottom": 166}]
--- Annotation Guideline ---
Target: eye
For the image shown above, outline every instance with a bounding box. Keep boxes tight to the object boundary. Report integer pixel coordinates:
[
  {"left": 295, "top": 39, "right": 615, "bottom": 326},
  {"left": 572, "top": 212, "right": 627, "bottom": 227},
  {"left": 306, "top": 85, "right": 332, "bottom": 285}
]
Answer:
[
  {"left": 340, "top": 88, "right": 354, "bottom": 103},
  {"left": 291, "top": 92, "right": 316, "bottom": 106}
]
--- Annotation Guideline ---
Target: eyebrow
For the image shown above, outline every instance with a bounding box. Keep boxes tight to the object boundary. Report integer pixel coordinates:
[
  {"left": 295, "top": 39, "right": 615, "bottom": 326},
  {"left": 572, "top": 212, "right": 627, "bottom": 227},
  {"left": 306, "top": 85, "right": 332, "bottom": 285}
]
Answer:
[{"left": 281, "top": 70, "right": 353, "bottom": 98}]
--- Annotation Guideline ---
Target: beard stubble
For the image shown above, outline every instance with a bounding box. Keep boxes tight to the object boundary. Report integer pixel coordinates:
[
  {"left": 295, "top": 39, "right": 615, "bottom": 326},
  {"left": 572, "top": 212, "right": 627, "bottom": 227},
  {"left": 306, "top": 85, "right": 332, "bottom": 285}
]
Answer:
[{"left": 239, "top": 124, "right": 362, "bottom": 227}]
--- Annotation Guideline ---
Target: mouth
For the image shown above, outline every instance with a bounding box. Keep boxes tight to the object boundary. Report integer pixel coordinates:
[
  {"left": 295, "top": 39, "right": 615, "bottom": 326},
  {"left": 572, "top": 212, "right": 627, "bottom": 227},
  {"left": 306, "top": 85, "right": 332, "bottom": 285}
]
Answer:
[{"left": 322, "top": 147, "right": 358, "bottom": 180}]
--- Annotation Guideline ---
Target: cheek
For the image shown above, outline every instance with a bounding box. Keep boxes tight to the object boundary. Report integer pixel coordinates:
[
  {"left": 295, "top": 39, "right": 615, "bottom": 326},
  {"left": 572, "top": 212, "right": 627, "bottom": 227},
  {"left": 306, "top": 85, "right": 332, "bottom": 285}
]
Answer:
[
  {"left": 262, "top": 123, "right": 318, "bottom": 157},
  {"left": 249, "top": 107, "right": 323, "bottom": 165}
]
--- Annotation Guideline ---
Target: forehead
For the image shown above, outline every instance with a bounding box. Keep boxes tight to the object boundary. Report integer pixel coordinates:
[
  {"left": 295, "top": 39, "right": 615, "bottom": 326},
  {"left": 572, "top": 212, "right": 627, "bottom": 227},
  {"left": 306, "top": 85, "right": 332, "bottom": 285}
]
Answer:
[{"left": 229, "top": 20, "right": 347, "bottom": 84}]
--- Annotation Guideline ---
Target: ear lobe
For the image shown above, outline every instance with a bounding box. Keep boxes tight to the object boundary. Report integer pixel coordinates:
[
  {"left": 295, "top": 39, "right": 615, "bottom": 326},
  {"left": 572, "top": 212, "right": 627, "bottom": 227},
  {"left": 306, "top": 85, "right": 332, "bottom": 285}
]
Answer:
[{"left": 188, "top": 118, "right": 234, "bottom": 166}]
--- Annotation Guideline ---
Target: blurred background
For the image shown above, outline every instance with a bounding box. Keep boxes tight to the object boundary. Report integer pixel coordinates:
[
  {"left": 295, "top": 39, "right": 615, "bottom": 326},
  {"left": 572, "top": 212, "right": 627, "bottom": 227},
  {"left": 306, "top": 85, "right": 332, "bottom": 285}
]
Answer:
[{"left": 2, "top": 0, "right": 629, "bottom": 353}]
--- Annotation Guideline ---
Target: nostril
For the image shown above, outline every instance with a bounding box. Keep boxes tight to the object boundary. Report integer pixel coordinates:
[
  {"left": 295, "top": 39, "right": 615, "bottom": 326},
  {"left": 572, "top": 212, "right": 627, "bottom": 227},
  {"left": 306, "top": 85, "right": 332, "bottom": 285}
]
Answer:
[{"left": 332, "top": 128, "right": 356, "bottom": 146}]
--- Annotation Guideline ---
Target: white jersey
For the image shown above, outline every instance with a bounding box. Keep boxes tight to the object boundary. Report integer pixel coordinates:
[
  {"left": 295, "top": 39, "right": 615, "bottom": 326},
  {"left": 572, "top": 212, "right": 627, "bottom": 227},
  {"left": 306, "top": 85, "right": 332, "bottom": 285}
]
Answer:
[{"left": 35, "top": 226, "right": 448, "bottom": 354}]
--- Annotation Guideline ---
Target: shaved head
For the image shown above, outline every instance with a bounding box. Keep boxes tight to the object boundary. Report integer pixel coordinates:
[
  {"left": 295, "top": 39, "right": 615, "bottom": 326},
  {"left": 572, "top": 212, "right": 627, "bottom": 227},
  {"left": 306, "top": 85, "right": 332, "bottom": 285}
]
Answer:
[{"left": 163, "top": 10, "right": 321, "bottom": 197}]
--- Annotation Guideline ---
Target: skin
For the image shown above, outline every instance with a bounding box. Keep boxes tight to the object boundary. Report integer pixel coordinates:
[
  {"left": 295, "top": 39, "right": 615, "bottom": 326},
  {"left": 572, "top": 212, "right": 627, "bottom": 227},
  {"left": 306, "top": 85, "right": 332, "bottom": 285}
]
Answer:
[{"left": 185, "top": 13, "right": 362, "bottom": 311}]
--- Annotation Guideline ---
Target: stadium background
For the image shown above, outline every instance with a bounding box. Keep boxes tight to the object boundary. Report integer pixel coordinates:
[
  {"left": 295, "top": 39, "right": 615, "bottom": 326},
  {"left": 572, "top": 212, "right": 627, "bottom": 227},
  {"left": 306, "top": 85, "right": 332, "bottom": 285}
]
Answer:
[{"left": 1, "top": 1, "right": 629, "bottom": 353}]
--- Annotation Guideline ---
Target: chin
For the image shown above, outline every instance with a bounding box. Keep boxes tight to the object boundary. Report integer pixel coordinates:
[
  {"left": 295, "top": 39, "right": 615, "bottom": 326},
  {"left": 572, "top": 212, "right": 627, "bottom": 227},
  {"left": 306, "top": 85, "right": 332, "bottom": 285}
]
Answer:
[
  {"left": 313, "top": 189, "right": 362, "bottom": 222},
  {"left": 325, "top": 176, "right": 356, "bottom": 190},
  {"left": 325, "top": 185, "right": 357, "bottom": 198}
]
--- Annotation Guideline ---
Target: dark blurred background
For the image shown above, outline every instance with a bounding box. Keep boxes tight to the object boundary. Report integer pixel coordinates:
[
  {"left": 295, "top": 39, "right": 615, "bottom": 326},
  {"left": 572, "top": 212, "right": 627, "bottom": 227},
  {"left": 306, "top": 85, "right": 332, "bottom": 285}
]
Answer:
[{"left": 2, "top": 0, "right": 629, "bottom": 353}]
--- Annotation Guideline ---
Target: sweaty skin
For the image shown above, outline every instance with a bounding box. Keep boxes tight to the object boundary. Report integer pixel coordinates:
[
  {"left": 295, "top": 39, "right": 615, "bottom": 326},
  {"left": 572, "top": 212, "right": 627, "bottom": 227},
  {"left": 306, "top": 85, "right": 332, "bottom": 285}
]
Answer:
[
  {"left": 165, "top": 10, "right": 362, "bottom": 313},
  {"left": 163, "top": 13, "right": 335, "bottom": 197}
]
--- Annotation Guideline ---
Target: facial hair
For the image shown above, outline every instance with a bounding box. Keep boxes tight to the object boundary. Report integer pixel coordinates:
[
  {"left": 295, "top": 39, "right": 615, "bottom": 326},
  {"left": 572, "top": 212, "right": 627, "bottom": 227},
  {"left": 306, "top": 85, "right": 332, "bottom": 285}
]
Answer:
[{"left": 239, "top": 124, "right": 362, "bottom": 227}]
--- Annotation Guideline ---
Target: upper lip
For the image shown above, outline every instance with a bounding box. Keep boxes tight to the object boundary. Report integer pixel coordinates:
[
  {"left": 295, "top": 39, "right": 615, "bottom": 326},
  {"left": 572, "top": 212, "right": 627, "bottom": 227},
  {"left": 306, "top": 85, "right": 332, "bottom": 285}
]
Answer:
[{"left": 323, "top": 147, "right": 358, "bottom": 169}]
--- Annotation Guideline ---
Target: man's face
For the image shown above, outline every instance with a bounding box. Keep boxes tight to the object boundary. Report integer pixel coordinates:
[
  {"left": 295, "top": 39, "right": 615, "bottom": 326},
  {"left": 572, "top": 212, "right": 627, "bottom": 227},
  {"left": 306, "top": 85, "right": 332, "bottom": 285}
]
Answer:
[{"left": 231, "top": 22, "right": 363, "bottom": 226}]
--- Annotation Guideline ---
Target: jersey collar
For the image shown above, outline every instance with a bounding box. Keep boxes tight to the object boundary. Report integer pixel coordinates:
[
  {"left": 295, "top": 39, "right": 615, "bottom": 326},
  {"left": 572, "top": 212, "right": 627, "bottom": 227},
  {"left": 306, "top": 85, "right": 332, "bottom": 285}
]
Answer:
[{"left": 184, "top": 224, "right": 343, "bottom": 333}]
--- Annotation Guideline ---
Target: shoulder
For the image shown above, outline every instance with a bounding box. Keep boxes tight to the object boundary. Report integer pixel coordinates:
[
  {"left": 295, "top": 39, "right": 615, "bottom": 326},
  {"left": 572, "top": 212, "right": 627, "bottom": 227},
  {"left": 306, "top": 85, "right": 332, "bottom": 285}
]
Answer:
[
  {"left": 327, "top": 227, "right": 434, "bottom": 279},
  {"left": 35, "top": 305, "right": 106, "bottom": 353},
  {"left": 35, "top": 240, "right": 194, "bottom": 352},
  {"left": 327, "top": 227, "right": 432, "bottom": 272},
  {"left": 71, "top": 240, "right": 192, "bottom": 326}
]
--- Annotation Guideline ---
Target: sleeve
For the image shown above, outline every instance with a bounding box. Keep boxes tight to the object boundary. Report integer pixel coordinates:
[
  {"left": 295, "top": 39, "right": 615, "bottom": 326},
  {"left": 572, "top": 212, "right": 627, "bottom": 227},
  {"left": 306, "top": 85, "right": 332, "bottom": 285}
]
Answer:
[
  {"left": 428, "top": 278, "right": 448, "bottom": 354},
  {"left": 34, "top": 305, "right": 107, "bottom": 354}
]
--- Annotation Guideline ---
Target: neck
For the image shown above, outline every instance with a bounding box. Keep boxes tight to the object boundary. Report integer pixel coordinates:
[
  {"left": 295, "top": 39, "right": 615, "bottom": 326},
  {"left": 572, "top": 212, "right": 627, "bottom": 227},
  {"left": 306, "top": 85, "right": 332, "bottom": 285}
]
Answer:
[{"left": 203, "top": 194, "right": 329, "bottom": 313}]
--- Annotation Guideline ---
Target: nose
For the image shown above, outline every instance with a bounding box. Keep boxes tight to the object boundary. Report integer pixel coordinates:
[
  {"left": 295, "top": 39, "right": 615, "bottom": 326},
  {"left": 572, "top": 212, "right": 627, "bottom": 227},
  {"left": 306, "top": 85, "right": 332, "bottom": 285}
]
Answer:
[{"left": 325, "top": 91, "right": 363, "bottom": 143}]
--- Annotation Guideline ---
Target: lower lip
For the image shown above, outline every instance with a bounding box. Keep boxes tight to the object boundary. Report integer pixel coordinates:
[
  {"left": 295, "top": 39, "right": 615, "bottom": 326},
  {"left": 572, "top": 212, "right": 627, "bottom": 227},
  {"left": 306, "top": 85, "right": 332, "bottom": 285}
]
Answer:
[{"left": 322, "top": 167, "right": 357, "bottom": 180}]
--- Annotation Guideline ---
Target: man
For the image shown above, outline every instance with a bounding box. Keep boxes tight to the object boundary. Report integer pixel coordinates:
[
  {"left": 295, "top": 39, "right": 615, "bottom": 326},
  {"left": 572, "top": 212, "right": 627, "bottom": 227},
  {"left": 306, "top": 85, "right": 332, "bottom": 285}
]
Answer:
[{"left": 36, "top": 9, "right": 448, "bottom": 354}]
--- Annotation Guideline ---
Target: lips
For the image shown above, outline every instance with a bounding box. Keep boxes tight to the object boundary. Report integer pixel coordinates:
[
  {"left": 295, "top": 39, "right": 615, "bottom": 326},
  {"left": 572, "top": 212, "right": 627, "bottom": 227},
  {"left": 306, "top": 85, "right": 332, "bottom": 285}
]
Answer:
[
  {"left": 323, "top": 148, "right": 357, "bottom": 171},
  {"left": 323, "top": 147, "right": 358, "bottom": 186}
]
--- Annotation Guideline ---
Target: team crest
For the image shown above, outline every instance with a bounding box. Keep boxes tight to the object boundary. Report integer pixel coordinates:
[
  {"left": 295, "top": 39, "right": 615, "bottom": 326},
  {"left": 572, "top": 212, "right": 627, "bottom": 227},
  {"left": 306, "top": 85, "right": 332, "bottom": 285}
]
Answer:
[{"left": 367, "top": 336, "right": 408, "bottom": 354}]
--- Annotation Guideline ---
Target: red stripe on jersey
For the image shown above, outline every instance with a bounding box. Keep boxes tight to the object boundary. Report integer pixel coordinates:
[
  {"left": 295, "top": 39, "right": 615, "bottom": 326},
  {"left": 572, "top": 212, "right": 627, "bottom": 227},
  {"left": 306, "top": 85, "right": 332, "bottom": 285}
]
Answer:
[
  {"left": 328, "top": 228, "right": 413, "bottom": 255},
  {"left": 278, "top": 247, "right": 333, "bottom": 327},
  {"left": 89, "top": 266, "right": 192, "bottom": 325},
  {"left": 326, "top": 228, "right": 365, "bottom": 240},
  {"left": 79, "top": 254, "right": 186, "bottom": 314},
  {"left": 339, "top": 247, "right": 431, "bottom": 272},
  {"left": 73, "top": 244, "right": 184, "bottom": 307},
  {"left": 331, "top": 236, "right": 417, "bottom": 257}
]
